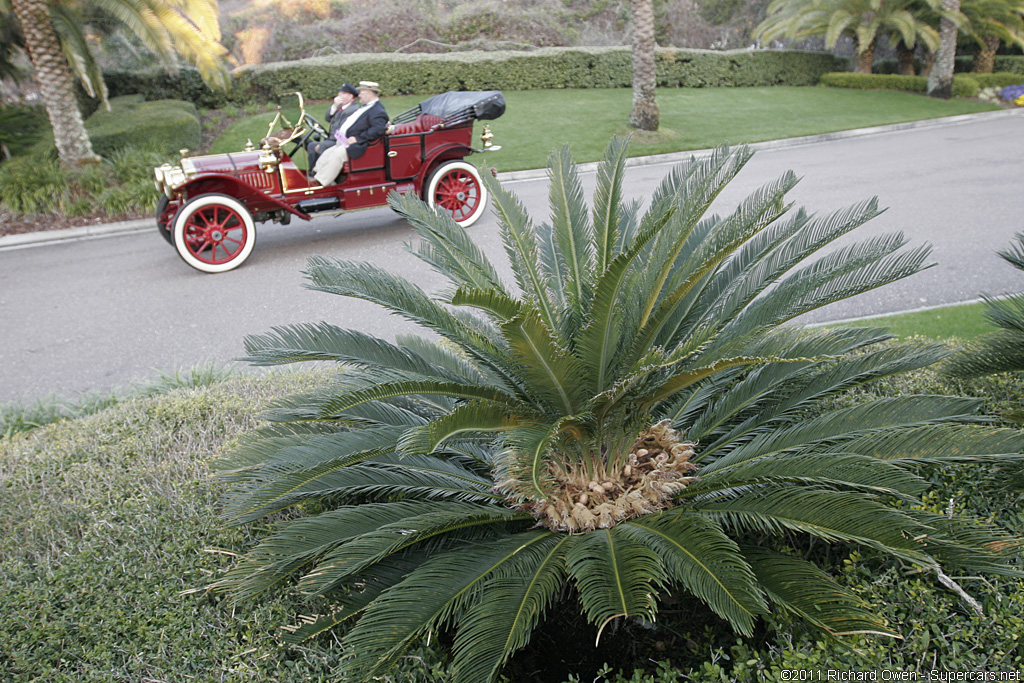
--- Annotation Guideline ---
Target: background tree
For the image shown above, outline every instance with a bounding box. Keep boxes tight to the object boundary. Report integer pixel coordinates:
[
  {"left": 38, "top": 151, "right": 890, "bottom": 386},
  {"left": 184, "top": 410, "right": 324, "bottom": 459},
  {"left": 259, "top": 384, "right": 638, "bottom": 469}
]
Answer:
[
  {"left": 1, "top": 0, "right": 228, "bottom": 165},
  {"left": 960, "top": 0, "right": 1024, "bottom": 72},
  {"left": 630, "top": 0, "right": 659, "bottom": 131},
  {"left": 755, "top": 0, "right": 941, "bottom": 74},
  {"left": 928, "top": 0, "right": 961, "bottom": 97}
]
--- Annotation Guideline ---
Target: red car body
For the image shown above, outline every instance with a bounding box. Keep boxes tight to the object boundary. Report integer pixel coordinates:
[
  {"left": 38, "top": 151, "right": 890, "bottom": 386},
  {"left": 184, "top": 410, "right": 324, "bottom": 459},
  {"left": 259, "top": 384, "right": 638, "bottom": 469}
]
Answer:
[{"left": 153, "top": 90, "right": 504, "bottom": 272}]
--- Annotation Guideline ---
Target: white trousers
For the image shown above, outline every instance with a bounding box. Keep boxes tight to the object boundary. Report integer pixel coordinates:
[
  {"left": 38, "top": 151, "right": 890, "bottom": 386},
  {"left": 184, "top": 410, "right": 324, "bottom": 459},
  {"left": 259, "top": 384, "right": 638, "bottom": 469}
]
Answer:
[{"left": 313, "top": 143, "right": 349, "bottom": 185}]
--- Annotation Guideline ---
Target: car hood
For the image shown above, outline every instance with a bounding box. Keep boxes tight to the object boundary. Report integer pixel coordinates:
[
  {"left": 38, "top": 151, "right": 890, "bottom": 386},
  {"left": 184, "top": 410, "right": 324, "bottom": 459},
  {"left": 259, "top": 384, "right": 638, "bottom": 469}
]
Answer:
[{"left": 185, "top": 151, "right": 263, "bottom": 175}]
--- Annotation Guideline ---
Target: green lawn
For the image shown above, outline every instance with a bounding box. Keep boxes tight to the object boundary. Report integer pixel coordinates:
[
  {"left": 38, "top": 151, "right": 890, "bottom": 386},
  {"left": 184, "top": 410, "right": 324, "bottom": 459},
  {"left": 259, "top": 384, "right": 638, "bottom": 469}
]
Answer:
[
  {"left": 211, "top": 87, "right": 1000, "bottom": 172},
  {"left": 822, "top": 301, "right": 998, "bottom": 340}
]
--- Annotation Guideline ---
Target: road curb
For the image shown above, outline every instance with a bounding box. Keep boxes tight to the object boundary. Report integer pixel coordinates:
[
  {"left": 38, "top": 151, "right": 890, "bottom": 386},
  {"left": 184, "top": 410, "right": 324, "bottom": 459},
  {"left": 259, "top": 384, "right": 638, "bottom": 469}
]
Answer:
[
  {"left": 0, "top": 217, "right": 151, "bottom": 251},
  {"left": 3, "top": 107, "right": 1021, "bottom": 250}
]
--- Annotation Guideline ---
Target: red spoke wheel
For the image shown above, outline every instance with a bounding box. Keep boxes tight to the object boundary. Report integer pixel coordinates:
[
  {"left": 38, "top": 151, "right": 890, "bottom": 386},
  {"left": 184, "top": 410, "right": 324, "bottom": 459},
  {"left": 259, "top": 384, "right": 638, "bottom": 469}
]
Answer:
[
  {"left": 172, "top": 194, "right": 256, "bottom": 273},
  {"left": 425, "top": 161, "right": 488, "bottom": 228}
]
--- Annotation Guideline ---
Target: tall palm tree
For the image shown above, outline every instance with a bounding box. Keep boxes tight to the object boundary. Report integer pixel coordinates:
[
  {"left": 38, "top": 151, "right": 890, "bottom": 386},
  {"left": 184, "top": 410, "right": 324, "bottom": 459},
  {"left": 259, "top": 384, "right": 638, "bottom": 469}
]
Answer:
[
  {"left": 960, "top": 0, "right": 1024, "bottom": 73},
  {"left": 9, "top": 0, "right": 99, "bottom": 163},
  {"left": 214, "top": 142, "right": 1023, "bottom": 683},
  {"left": 630, "top": 0, "right": 659, "bottom": 131},
  {"left": 755, "top": 0, "right": 942, "bottom": 74},
  {"left": 3, "top": 0, "right": 227, "bottom": 165},
  {"left": 928, "top": 0, "right": 961, "bottom": 97}
]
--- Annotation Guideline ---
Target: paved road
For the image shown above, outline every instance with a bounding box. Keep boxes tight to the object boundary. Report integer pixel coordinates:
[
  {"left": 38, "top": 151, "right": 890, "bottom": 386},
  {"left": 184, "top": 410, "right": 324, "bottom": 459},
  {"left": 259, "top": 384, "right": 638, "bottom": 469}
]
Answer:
[{"left": 3, "top": 111, "right": 1024, "bottom": 403}]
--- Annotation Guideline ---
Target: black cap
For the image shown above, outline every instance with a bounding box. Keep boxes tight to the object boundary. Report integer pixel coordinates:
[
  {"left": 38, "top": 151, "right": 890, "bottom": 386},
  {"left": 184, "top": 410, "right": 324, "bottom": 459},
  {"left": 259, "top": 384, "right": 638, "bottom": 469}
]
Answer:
[{"left": 338, "top": 83, "right": 358, "bottom": 96}]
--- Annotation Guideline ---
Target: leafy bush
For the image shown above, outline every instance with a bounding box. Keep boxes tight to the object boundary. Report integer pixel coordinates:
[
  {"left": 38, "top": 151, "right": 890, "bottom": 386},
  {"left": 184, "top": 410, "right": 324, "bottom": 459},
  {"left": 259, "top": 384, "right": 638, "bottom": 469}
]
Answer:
[
  {"left": 84, "top": 96, "right": 201, "bottom": 157},
  {"left": 819, "top": 72, "right": 981, "bottom": 98},
  {"left": 0, "top": 105, "right": 47, "bottom": 160},
  {"left": 0, "top": 142, "right": 167, "bottom": 216},
  {"left": 971, "top": 72, "right": 1024, "bottom": 91},
  {"left": 213, "top": 141, "right": 1022, "bottom": 683}
]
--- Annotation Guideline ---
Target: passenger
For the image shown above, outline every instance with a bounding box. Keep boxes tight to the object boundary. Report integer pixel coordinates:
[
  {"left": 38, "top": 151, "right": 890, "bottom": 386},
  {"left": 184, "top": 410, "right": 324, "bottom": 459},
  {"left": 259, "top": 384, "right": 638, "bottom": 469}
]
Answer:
[
  {"left": 307, "top": 83, "right": 359, "bottom": 172},
  {"left": 312, "top": 81, "right": 390, "bottom": 186}
]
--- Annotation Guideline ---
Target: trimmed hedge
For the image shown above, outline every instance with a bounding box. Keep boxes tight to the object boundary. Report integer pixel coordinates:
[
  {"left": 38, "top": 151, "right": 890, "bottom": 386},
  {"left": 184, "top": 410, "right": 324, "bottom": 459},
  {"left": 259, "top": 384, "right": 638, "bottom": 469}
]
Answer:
[
  {"left": 85, "top": 96, "right": 201, "bottom": 156},
  {"left": 973, "top": 71, "right": 1024, "bottom": 89},
  {"left": 104, "top": 47, "right": 848, "bottom": 107},
  {"left": 819, "top": 72, "right": 981, "bottom": 98}
]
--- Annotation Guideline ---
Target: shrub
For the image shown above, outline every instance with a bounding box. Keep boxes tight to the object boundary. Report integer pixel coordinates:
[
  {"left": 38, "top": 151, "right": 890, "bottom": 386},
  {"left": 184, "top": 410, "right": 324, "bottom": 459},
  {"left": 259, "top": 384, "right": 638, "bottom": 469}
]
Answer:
[
  {"left": 0, "top": 141, "right": 167, "bottom": 216},
  {"left": 102, "top": 48, "right": 846, "bottom": 106},
  {"left": 819, "top": 72, "right": 981, "bottom": 98},
  {"left": 85, "top": 96, "right": 201, "bottom": 157},
  {"left": 971, "top": 72, "right": 1024, "bottom": 90},
  {"left": 0, "top": 105, "right": 47, "bottom": 160}
]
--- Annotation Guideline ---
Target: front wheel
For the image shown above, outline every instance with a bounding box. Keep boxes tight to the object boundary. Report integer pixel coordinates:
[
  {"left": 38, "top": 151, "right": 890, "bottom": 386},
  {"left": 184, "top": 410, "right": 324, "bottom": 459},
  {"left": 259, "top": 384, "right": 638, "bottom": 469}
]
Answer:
[
  {"left": 424, "top": 161, "right": 488, "bottom": 228},
  {"left": 156, "top": 195, "right": 174, "bottom": 245},
  {"left": 172, "top": 194, "right": 256, "bottom": 273}
]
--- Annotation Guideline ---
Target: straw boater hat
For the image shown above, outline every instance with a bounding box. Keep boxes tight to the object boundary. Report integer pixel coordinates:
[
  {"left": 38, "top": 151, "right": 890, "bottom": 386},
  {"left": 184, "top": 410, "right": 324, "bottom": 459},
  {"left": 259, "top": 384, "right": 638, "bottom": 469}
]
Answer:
[{"left": 357, "top": 81, "right": 380, "bottom": 94}]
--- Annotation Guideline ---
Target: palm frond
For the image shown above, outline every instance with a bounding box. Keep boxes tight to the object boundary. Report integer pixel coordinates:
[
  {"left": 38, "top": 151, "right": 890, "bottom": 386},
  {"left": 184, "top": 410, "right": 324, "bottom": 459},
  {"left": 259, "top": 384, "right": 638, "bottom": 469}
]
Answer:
[
  {"left": 693, "top": 488, "right": 935, "bottom": 564},
  {"left": 341, "top": 531, "right": 556, "bottom": 679},
  {"left": 592, "top": 136, "right": 630, "bottom": 273},
  {"left": 820, "top": 424, "right": 1024, "bottom": 462},
  {"left": 483, "top": 174, "right": 560, "bottom": 333},
  {"left": 741, "top": 546, "right": 897, "bottom": 637},
  {"left": 566, "top": 527, "right": 667, "bottom": 641},
  {"left": 301, "top": 502, "right": 532, "bottom": 596},
  {"left": 696, "top": 451, "right": 930, "bottom": 498},
  {"left": 392, "top": 191, "right": 508, "bottom": 295},
  {"left": 547, "top": 145, "right": 595, "bottom": 328},
  {"left": 623, "top": 513, "right": 767, "bottom": 635},
  {"left": 449, "top": 535, "right": 573, "bottom": 683},
  {"left": 704, "top": 395, "right": 984, "bottom": 472}
]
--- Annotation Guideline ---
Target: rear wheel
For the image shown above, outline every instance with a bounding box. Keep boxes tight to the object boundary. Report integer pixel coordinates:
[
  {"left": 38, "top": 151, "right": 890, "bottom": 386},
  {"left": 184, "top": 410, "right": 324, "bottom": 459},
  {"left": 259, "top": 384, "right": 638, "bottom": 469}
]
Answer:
[
  {"left": 424, "top": 161, "right": 488, "bottom": 228},
  {"left": 172, "top": 194, "right": 256, "bottom": 273}
]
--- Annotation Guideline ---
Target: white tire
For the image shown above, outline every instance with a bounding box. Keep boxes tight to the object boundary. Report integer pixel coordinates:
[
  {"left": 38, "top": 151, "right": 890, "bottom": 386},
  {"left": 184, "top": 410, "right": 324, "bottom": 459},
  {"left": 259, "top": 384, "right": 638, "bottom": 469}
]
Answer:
[
  {"left": 424, "top": 161, "right": 488, "bottom": 228},
  {"left": 173, "top": 194, "right": 256, "bottom": 273}
]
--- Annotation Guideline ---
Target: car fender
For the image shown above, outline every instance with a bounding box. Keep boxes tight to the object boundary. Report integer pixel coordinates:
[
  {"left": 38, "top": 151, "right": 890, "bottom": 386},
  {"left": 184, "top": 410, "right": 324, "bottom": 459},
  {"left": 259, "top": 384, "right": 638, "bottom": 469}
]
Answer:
[
  {"left": 178, "top": 173, "right": 311, "bottom": 222},
  {"left": 419, "top": 143, "right": 475, "bottom": 186}
]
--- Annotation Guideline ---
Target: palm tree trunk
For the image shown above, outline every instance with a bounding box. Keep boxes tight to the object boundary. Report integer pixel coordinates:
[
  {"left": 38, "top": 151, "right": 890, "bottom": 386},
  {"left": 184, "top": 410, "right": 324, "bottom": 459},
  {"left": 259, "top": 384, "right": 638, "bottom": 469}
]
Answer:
[
  {"left": 854, "top": 37, "right": 876, "bottom": 74},
  {"left": 629, "top": 0, "right": 659, "bottom": 132},
  {"left": 928, "top": 0, "right": 960, "bottom": 99},
  {"left": 896, "top": 41, "right": 916, "bottom": 75},
  {"left": 972, "top": 36, "right": 1000, "bottom": 74},
  {"left": 11, "top": 0, "right": 100, "bottom": 165}
]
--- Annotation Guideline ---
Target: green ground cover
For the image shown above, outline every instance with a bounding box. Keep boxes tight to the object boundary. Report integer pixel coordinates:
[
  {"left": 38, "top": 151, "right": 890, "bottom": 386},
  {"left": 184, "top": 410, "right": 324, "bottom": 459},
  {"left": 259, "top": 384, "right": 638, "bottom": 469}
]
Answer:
[
  {"left": 2, "top": 362, "right": 1021, "bottom": 682},
  {"left": 823, "top": 301, "right": 997, "bottom": 340},
  {"left": 211, "top": 87, "right": 999, "bottom": 172}
]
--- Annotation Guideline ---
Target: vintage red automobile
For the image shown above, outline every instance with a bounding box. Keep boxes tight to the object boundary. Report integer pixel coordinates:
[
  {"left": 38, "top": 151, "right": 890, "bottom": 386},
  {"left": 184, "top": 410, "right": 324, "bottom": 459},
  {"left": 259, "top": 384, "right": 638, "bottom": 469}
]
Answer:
[{"left": 153, "top": 90, "right": 504, "bottom": 273}]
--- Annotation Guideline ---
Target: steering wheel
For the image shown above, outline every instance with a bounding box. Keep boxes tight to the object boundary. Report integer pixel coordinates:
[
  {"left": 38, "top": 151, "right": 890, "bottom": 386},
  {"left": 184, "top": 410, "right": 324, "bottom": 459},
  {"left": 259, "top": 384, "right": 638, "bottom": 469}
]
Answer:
[{"left": 288, "top": 113, "right": 328, "bottom": 157}]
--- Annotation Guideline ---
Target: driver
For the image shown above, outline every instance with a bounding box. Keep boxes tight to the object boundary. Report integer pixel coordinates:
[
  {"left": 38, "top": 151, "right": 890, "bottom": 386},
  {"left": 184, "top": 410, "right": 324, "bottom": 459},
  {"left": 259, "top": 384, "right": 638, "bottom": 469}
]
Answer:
[
  {"left": 307, "top": 83, "right": 359, "bottom": 172},
  {"left": 312, "top": 81, "right": 389, "bottom": 186}
]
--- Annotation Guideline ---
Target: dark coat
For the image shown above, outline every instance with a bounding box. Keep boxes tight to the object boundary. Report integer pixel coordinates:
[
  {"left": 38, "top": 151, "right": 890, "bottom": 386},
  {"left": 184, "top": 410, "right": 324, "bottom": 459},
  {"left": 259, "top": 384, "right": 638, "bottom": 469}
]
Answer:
[
  {"left": 340, "top": 100, "right": 389, "bottom": 160},
  {"left": 325, "top": 101, "right": 359, "bottom": 137}
]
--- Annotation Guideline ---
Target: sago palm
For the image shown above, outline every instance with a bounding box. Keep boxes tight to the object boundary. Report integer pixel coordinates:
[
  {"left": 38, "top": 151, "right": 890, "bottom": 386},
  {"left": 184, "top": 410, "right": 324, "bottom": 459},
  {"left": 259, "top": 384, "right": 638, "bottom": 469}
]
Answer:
[
  {"left": 944, "top": 232, "right": 1024, "bottom": 377},
  {"left": 215, "top": 142, "right": 1023, "bottom": 683}
]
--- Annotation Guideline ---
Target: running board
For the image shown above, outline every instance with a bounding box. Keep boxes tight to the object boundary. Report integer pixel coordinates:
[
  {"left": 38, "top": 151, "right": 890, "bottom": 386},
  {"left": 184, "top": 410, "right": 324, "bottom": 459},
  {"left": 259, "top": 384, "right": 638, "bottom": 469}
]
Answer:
[{"left": 296, "top": 197, "right": 342, "bottom": 214}]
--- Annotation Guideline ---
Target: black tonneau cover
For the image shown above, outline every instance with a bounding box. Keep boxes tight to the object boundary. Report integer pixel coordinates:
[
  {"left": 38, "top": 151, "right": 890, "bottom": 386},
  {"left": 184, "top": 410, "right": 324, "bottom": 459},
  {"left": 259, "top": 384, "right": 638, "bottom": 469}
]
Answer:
[{"left": 392, "top": 91, "right": 505, "bottom": 125}]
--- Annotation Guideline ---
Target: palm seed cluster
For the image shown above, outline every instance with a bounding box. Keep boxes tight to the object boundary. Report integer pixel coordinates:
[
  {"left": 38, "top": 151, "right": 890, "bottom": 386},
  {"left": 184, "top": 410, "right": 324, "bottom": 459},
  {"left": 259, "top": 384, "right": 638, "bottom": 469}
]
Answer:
[{"left": 520, "top": 420, "right": 698, "bottom": 532}]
